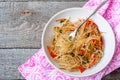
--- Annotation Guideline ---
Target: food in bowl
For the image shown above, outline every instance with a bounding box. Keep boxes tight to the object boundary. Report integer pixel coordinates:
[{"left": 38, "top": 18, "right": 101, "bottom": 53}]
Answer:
[{"left": 47, "top": 18, "right": 104, "bottom": 73}]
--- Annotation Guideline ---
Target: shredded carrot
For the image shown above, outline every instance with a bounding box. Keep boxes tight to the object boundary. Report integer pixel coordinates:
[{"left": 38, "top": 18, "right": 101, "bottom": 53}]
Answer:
[
  {"left": 77, "top": 46, "right": 86, "bottom": 54},
  {"left": 62, "top": 27, "right": 75, "bottom": 31},
  {"left": 79, "top": 67, "right": 86, "bottom": 73},
  {"left": 47, "top": 46, "right": 57, "bottom": 58},
  {"left": 89, "top": 55, "right": 98, "bottom": 68},
  {"left": 72, "top": 66, "right": 86, "bottom": 73}
]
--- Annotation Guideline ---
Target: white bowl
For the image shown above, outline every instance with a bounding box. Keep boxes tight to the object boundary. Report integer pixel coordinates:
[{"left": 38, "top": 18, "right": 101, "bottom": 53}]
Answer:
[{"left": 42, "top": 8, "right": 116, "bottom": 77}]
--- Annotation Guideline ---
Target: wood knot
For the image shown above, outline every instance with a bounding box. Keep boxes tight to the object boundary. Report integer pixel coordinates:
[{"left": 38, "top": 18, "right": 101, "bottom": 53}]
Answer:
[{"left": 20, "top": 10, "right": 32, "bottom": 16}]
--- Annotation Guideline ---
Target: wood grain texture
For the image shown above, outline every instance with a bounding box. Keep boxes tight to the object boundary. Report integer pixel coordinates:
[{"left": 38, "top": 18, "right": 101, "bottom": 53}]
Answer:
[
  {"left": 0, "top": 2, "right": 86, "bottom": 48},
  {"left": 0, "top": 0, "right": 88, "bottom": 2},
  {"left": 0, "top": 49, "right": 38, "bottom": 79}
]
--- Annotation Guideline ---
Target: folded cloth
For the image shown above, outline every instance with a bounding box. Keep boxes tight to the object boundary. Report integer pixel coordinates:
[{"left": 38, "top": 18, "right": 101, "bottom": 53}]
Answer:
[{"left": 18, "top": 0, "right": 120, "bottom": 80}]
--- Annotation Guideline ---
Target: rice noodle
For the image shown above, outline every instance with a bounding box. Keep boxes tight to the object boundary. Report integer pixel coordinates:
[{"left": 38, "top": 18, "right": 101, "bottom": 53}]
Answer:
[{"left": 47, "top": 18, "right": 104, "bottom": 73}]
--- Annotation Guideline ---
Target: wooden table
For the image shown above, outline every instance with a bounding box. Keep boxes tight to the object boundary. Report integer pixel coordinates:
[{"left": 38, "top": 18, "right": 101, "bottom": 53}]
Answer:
[{"left": 0, "top": 0, "right": 120, "bottom": 80}]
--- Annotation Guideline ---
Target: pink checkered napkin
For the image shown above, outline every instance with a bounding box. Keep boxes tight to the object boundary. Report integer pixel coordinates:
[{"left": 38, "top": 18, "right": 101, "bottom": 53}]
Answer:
[{"left": 18, "top": 0, "right": 120, "bottom": 80}]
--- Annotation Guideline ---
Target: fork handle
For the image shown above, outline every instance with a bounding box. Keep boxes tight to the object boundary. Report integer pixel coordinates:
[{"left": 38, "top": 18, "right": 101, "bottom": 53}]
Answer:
[
  {"left": 87, "top": 0, "right": 108, "bottom": 20},
  {"left": 77, "top": 0, "right": 108, "bottom": 31}
]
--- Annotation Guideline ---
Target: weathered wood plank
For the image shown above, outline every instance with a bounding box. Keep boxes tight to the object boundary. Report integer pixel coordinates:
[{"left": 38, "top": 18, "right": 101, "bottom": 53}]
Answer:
[
  {"left": 0, "top": 2, "right": 86, "bottom": 48},
  {"left": 0, "top": 48, "right": 120, "bottom": 79},
  {"left": 0, "top": 0, "right": 88, "bottom": 2},
  {"left": 0, "top": 49, "right": 38, "bottom": 79}
]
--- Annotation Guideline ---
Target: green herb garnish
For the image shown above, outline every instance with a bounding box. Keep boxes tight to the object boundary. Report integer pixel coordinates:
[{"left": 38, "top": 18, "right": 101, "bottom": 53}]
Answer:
[
  {"left": 82, "top": 61, "right": 87, "bottom": 64},
  {"left": 68, "top": 36, "right": 72, "bottom": 41},
  {"left": 60, "top": 20, "right": 64, "bottom": 23},
  {"left": 59, "top": 29, "right": 62, "bottom": 33},
  {"left": 53, "top": 38, "right": 56, "bottom": 42}
]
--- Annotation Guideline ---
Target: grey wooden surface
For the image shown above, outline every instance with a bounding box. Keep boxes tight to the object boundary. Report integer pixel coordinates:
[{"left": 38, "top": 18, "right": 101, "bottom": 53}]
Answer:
[
  {"left": 0, "top": 2, "right": 86, "bottom": 48},
  {"left": 0, "top": 1, "right": 120, "bottom": 80},
  {"left": 0, "top": 49, "right": 38, "bottom": 79},
  {"left": 0, "top": 0, "right": 88, "bottom": 2}
]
